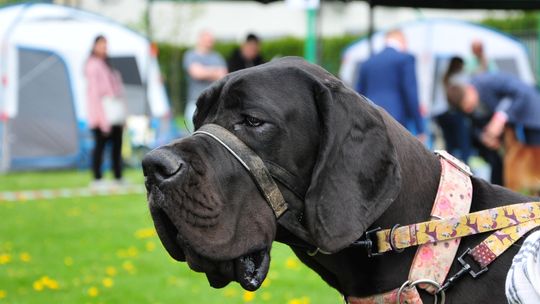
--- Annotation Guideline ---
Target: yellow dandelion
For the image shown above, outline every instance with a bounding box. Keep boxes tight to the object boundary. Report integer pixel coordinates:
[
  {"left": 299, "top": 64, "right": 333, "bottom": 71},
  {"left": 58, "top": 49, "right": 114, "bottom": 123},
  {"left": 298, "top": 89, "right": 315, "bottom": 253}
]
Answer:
[
  {"left": 243, "top": 291, "right": 255, "bottom": 302},
  {"left": 261, "top": 292, "right": 272, "bottom": 301},
  {"left": 64, "top": 256, "right": 73, "bottom": 267},
  {"left": 102, "top": 277, "right": 114, "bottom": 288},
  {"left": 19, "top": 252, "right": 31, "bottom": 262},
  {"left": 87, "top": 286, "right": 99, "bottom": 297},
  {"left": 223, "top": 288, "right": 237, "bottom": 298},
  {"left": 285, "top": 257, "right": 300, "bottom": 270},
  {"left": 134, "top": 228, "right": 157, "bottom": 239},
  {"left": 145, "top": 241, "right": 156, "bottom": 252},
  {"left": 42, "top": 277, "right": 59, "bottom": 290},
  {"left": 33, "top": 281, "right": 44, "bottom": 292},
  {"left": 127, "top": 246, "right": 138, "bottom": 257},
  {"left": 105, "top": 266, "right": 117, "bottom": 277},
  {"left": 0, "top": 254, "right": 11, "bottom": 265},
  {"left": 122, "top": 261, "right": 135, "bottom": 273},
  {"left": 0, "top": 290, "right": 6, "bottom": 299},
  {"left": 46, "top": 279, "right": 59, "bottom": 290}
]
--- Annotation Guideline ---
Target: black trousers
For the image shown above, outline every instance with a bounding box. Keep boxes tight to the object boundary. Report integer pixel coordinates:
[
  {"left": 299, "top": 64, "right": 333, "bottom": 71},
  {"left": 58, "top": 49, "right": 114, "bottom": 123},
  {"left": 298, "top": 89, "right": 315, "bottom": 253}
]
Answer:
[
  {"left": 473, "top": 139, "right": 503, "bottom": 186},
  {"left": 92, "top": 126, "right": 123, "bottom": 180}
]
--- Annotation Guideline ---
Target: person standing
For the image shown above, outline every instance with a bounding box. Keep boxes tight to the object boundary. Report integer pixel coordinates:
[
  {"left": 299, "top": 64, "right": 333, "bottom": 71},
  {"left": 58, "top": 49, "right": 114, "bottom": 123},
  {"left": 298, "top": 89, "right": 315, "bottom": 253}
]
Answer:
[
  {"left": 227, "top": 33, "right": 264, "bottom": 73},
  {"left": 355, "top": 29, "right": 425, "bottom": 141},
  {"left": 466, "top": 39, "right": 498, "bottom": 75},
  {"left": 183, "top": 30, "right": 227, "bottom": 129},
  {"left": 85, "top": 35, "right": 126, "bottom": 186},
  {"left": 432, "top": 56, "right": 472, "bottom": 162}
]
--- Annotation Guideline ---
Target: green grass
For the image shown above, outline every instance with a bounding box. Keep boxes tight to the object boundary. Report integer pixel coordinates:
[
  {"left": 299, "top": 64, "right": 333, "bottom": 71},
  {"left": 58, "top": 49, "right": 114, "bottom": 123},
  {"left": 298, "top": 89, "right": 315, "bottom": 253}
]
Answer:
[{"left": 0, "top": 171, "right": 341, "bottom": 303}]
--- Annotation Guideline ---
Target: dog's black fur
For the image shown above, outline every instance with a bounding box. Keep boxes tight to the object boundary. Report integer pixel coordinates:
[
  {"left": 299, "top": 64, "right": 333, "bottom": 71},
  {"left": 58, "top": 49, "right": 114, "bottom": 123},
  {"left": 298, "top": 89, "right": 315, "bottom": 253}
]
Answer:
[{"left": 143, "top": 57, "right": 535, "bottom": 303}]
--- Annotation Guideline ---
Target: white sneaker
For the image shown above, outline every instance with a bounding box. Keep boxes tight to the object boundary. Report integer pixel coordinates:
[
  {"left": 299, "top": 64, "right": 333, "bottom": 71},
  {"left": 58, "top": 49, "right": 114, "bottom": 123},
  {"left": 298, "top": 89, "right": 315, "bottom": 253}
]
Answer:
[
  {"left": 90, "top": 179, "right": 109, "bottom": 190},
  {"left": 113, "top": 178, "right": 129, "bottom": 187}
]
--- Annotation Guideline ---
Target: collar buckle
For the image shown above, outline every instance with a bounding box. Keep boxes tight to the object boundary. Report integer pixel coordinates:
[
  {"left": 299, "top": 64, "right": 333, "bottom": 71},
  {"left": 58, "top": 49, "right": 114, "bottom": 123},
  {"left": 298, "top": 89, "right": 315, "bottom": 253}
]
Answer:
[
  {"left": 351, "top": 227, "right": 382, "bottom": 257},
  {"left": 434, "top": 150, "right": 472, "bottom": 176}
]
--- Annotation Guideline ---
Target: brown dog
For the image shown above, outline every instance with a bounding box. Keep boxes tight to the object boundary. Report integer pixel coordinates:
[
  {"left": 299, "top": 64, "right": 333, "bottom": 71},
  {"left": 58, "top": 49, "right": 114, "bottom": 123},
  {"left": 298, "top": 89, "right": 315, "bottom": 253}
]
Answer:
[{"left": 504, "top": 128, "right": 540, "bottom": 194}]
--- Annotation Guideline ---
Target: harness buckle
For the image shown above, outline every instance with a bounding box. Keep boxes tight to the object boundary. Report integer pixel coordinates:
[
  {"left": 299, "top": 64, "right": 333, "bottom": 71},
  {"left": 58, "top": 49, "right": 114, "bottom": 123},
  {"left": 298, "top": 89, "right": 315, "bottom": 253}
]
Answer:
[
  {"left": 434, "top": 150, "right": 473, "bottom": 176},
  {"left": 438, "top": 248, "right": 488, "bottom": 292},
  {"left": 351, "top": 227, "right": 382, "bottom": 257}
]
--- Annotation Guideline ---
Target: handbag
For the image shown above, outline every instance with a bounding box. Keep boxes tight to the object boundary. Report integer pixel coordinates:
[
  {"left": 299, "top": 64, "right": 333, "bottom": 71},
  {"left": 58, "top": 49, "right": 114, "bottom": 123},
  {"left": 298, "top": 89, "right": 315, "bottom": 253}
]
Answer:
[{"left": 102, "top": 96, "right": 126, "bottom": 125}]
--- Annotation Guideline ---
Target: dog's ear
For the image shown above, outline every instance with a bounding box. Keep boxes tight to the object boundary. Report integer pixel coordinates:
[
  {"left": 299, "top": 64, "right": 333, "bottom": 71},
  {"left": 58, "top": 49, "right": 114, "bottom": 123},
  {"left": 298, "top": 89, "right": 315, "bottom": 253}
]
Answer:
[{"left": 304, "top": 74, "right": 402, "bottom": 253}]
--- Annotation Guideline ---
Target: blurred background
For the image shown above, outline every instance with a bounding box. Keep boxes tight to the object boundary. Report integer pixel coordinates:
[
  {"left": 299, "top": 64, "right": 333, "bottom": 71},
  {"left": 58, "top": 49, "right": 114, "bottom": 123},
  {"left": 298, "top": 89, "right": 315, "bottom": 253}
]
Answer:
[{"left": 1, "top": 0, "right": 540, "bottom": 303}]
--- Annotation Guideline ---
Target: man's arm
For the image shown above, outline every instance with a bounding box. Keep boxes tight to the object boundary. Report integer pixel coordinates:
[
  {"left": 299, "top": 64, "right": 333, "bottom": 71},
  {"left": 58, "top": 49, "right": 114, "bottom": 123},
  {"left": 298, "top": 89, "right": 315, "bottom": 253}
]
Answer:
[
  {"left": 188, "top": 63, "right": 227, "bottom": 81},
  {"left": 355, "top": 62, "right": 365, "bottom": 94}
]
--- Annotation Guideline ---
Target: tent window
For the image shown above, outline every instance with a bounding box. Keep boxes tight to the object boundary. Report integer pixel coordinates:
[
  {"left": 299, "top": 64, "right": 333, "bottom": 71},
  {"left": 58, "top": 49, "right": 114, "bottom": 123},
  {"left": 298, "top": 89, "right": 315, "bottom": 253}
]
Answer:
[
  {"left": 10, "top": 48, "right": 78, "bottom": 160},
  {"left": 494, "top": 58, "right": 520, "bottom": 78}
]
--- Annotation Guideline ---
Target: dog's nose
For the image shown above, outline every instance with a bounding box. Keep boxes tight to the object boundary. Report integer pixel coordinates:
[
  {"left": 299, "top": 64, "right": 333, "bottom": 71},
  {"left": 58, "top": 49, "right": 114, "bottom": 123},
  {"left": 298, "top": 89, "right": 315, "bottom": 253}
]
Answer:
[{"left": 142, "top": 148, "right": 185, "bottom": 186}]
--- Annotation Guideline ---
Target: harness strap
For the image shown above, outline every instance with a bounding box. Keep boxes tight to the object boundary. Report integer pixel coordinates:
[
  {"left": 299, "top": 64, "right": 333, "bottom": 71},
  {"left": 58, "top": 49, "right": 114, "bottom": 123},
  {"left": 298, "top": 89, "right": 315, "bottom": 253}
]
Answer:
[
  {"left": 193, "top": 124, "right": 288, "bottom": 218},
  {"left": 408, "top": 151, "right": 473, "bottom": 294},
  {"left": 469, "top": 218, "right": 540, "bottom": 268},
  {"left": 376, "top": 202, "right": 540, "bottom": 254}
]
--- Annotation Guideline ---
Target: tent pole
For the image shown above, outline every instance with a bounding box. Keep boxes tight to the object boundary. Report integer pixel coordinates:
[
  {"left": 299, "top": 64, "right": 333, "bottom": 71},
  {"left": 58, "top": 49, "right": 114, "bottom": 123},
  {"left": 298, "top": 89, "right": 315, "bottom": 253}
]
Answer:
[
  {"left": 146, "top": 0, "right": 153, "bottom": 40},
  {"left": 304, "top": 7, "right": 317, "bottom": 63},
  {"left": 316, "top": 0, "right": 323, "bottom": 65},
  {"left": 144, "top": 0, "right": 153, "bottom": 118}
]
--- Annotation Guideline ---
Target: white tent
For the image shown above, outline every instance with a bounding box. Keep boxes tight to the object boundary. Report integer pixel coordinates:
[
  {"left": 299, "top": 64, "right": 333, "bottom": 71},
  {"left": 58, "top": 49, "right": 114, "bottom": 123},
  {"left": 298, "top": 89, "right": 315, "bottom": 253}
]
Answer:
[
  {"left": 340, "top": 19, "right": 535, "bottom": 119},
  {"left": 0, "top": 3, "right": 173, "bottom": 171}
]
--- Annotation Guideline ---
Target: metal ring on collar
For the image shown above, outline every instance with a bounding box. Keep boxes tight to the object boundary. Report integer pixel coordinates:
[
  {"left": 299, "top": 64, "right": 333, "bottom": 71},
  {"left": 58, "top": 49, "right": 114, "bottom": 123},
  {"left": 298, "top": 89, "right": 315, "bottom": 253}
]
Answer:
[
  {"left": 389, "top": 224, "right": 404, "bottom": 253},
  {"left": 396, "top": 279, "right": 446, "bottom": 304}
]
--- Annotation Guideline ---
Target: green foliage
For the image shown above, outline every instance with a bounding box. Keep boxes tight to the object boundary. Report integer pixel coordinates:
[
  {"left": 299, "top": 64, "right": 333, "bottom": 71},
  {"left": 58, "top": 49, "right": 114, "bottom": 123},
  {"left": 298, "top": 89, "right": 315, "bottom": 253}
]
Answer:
[
  {"left": 156, "top": 34, "right": 362, "bottom": 116},
  {"left": 480, "top": 11, "right": 540, "bottom": 33},
  {"left": 0, "top": 0, "right": 28, "bottom": 5}
]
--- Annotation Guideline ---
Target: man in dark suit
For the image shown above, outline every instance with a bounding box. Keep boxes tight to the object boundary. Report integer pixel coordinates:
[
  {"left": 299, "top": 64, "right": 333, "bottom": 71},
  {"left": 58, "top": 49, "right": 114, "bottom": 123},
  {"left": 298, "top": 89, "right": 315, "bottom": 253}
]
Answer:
[{"left": 355, "top": 29, "right": 425, "bottom": 140}]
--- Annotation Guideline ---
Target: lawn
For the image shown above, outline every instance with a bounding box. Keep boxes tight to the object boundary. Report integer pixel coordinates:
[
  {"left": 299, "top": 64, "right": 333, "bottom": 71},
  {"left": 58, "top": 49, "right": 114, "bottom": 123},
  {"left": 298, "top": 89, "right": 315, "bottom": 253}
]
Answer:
[{"left": 0, "top": 169, "right": 342, "bottom": 303}]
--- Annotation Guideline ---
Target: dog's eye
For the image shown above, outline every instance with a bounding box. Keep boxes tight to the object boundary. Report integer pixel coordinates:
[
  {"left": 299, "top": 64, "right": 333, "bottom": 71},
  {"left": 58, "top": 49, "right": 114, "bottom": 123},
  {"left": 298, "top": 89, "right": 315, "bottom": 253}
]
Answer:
[{"left": 244, "top": 116, "right": 264, "bottom": 127}]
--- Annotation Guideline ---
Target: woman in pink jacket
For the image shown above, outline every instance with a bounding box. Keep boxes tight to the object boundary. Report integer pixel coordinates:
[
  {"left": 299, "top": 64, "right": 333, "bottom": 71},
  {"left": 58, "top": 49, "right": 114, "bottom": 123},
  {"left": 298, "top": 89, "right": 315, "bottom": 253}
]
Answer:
[{"left": 85, "top": 35, "right": 125, "bottom": 186}]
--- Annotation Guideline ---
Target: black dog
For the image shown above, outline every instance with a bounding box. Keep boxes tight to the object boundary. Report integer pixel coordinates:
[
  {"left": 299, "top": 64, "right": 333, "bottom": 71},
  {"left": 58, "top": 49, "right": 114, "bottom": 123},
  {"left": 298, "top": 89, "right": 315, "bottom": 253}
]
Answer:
[{"left": 143, "top": 57, "right": 534, "bottom": 303}]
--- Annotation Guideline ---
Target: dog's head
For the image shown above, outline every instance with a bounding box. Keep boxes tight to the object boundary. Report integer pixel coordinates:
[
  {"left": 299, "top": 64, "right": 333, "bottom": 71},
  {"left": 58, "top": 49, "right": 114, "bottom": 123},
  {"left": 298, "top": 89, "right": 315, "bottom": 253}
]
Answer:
[{"left": 142, "top": 57, "right": 401, "bottom": 291}]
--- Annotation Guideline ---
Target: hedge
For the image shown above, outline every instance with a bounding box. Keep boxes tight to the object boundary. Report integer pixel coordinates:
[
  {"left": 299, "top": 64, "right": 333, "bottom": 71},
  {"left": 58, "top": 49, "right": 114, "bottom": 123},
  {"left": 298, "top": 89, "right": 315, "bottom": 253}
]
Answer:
[{"left": 156, "top": 34, "right": 362, "bottom": 115}]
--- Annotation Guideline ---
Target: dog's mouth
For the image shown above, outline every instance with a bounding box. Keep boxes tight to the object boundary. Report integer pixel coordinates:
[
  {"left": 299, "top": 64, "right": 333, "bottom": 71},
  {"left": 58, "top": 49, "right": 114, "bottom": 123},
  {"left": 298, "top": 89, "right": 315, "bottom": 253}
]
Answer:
[
  {"left": 205, "top": 249, "right": 271, "bottom": 291},
  {"left": 234, "top": 249, "right": 270, "bottom": 291},
  {"left": 150, "top": 203, "right": 270, "bottom": 291}
]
